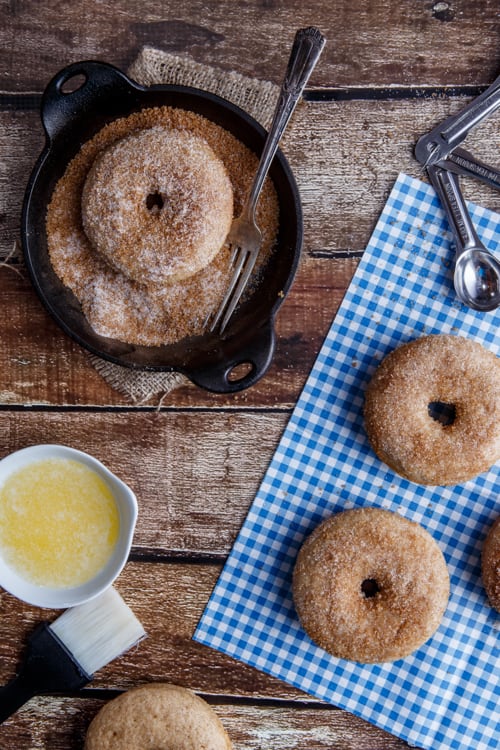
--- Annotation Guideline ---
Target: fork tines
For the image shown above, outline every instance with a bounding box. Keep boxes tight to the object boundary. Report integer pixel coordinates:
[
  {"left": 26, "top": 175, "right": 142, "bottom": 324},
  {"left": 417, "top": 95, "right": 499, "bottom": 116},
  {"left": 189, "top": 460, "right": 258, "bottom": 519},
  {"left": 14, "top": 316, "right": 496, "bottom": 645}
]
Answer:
[{"left": 209, "top": 244, "right": 257, "bottom": 333}]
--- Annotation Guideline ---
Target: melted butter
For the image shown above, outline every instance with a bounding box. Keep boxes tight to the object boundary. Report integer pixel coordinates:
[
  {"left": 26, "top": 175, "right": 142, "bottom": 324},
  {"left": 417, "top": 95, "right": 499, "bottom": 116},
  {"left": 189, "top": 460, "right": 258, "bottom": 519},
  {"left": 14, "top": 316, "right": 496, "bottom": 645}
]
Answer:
[{"left": 0, "top": 457, "right": 120, "bottom": 588}]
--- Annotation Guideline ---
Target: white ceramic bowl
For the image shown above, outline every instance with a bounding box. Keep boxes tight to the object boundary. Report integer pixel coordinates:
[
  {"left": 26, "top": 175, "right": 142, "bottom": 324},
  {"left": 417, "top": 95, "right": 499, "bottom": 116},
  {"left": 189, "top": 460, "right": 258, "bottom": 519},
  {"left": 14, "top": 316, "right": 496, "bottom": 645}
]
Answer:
[{"left": 0, "top": 444, "right": 138, "bottom": 608}]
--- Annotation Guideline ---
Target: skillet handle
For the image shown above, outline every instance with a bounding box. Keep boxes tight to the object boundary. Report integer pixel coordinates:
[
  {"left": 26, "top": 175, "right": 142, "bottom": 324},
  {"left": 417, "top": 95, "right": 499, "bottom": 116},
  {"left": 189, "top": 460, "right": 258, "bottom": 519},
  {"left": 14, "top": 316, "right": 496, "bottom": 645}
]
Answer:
[
  {"left": 188, "top": 323, "right": 276, "bottom": 393},
  {"left": 40, "top": 60, "right": 138, "bottom": 143}
]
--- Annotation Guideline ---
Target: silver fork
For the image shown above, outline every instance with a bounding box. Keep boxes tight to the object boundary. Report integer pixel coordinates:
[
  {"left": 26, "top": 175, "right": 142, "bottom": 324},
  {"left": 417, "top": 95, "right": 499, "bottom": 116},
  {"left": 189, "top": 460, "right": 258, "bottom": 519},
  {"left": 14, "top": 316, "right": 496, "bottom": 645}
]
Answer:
[{"left": 209, "top": 26, "right": 325, "bottom": 333}]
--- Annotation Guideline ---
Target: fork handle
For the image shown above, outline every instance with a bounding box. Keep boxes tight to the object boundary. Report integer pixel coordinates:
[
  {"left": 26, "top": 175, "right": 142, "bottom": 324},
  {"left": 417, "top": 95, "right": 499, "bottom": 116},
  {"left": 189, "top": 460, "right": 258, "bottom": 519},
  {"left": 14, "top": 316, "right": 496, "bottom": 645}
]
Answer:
[{"left": 245, "top": 27, "right": 325, "bottom": 218}]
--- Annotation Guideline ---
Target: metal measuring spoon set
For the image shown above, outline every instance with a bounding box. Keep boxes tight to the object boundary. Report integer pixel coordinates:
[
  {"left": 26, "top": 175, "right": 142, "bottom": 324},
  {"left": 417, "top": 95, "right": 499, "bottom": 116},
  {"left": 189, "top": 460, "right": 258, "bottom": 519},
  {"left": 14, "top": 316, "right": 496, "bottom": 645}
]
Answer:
[{"left": 415, "top": 74, "right": 500, "bottom": 311}]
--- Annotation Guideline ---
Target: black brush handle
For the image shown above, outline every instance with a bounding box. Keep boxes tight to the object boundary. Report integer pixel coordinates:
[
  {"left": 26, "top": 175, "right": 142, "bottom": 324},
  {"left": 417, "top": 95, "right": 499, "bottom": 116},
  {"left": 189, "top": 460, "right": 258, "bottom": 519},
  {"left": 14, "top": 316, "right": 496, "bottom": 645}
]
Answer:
[{"left": 0, "top": 623, "right": 91, "bottom": 723}]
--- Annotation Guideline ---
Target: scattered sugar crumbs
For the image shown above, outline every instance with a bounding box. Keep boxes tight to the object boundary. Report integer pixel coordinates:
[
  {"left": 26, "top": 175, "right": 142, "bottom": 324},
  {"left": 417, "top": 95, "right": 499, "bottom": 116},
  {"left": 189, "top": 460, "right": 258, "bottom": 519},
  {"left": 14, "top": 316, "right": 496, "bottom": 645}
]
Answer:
[{"left": 46, "top": 106, "right": 280, "bottom": 346}]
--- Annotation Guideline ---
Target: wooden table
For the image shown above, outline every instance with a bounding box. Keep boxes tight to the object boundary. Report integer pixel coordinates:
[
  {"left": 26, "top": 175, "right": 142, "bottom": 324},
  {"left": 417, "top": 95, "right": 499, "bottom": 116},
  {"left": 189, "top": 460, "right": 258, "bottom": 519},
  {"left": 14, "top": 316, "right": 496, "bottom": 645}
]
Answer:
[{"left": 1, "top": 2, "right": 499, "bottom": 747}]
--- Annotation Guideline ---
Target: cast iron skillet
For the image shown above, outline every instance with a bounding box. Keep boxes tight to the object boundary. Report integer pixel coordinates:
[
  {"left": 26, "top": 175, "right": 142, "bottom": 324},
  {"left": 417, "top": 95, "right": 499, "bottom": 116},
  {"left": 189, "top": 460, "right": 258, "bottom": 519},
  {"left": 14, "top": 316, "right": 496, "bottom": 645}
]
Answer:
[{"left": 21, "top": 61, "right": 303, "bottom": 393}]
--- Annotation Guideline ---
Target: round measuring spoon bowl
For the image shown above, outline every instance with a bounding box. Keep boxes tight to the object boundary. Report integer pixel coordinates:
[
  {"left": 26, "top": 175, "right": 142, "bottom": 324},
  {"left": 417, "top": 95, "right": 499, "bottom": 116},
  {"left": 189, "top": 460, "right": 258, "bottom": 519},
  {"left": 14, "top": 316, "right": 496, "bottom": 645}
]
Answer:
[{"left": 454, "top": 246, "right": 500, "bottom": 312}]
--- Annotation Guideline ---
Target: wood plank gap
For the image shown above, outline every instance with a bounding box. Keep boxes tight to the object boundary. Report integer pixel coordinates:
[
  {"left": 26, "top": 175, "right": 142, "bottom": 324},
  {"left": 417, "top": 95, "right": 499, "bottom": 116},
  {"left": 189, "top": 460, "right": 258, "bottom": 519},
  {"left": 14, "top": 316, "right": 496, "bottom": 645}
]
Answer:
[
  {"left": 0, "top": 403, "right": 168, "bottom": 413},
  {"left": 0, "top": 84, "right": 487, "bottom": 111},
  {"left": 74, "top": 687, "right": 336, "bottom": 711},
  {"left": 0, "top": 93, "right": 42, "bottom": 110},
  {"left": 309, "top": 249, "right": 363, "bottom": 259},
  {"left": 0, "top": 403, "right": 292, "bottom": 414},
  {"left": 304, "top": 84, "right": 486, "bottom": 102},
  {"left": 202, "top": 694, "right": 338, "bottom": 710},
  {"left": 128, "top": 549, "right": 226, "bottom": 565}
]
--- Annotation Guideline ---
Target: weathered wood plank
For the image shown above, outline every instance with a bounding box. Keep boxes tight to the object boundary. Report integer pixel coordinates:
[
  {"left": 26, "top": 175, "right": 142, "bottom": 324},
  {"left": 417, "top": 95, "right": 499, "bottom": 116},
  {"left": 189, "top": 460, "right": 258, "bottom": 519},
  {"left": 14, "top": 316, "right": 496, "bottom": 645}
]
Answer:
[
  {"left": 1, "top": 562, "right": 277, "bottom": 696},
  {"left": 2, "top": 96, "right": 500, "bottom": 407},
  {"left": 0, "top": 411, "right": 289, "bottom": 555},
  {"left": 1, "top": 0, "right": 500, "bottom": 92},
  {"left": 0, "top": 696, "right": 414, "bottom": 750},
  {"left": 4, "top": 99, "right": 500, "bottom": 263},
  {"left": 0, "top": 558, "right": 430, "bottom": 750},
  {"left": 1, "top": 561, "right": 314, "bottom": 700},
  {"left": 0, "top": 256, "right": 351, "bottom": 407}
]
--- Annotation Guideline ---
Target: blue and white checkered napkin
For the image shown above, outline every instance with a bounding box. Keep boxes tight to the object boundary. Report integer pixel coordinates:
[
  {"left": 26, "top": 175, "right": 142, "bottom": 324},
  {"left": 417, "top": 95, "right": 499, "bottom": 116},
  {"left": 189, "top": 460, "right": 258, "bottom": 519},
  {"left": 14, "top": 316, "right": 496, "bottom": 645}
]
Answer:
[{"left": 194, "top": 173, "right": 500, "bottom": 750}]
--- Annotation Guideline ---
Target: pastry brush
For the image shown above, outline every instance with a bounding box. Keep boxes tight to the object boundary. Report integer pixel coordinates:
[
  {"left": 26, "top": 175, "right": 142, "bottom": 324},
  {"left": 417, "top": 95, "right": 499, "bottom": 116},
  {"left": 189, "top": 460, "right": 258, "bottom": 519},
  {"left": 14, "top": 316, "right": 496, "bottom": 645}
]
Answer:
[{"left": 0, "top": 586, "right": 146, "bottom": 723}]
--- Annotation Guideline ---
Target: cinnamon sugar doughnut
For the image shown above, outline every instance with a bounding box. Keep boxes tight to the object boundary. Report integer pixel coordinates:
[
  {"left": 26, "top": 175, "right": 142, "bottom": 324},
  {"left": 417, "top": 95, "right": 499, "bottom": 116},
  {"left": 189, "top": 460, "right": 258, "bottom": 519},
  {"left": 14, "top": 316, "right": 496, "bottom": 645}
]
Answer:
[
  {"left": 364, "top": 335, "right": 500, "bottom": 485},
  {"left": 47, "top": 106, "right": 279, "bottom": 346},
  {"left": 84, "top": 683, "right": 232, "bottom": 750},
  {"left": 482, "top": 516, "right": 500, "bottom": 612},
  {"left": 292, "top": 507, "right": 450, "bottom": 663},
  {"left": 81, "top": 126, "right": 233, "bottom": 285}
]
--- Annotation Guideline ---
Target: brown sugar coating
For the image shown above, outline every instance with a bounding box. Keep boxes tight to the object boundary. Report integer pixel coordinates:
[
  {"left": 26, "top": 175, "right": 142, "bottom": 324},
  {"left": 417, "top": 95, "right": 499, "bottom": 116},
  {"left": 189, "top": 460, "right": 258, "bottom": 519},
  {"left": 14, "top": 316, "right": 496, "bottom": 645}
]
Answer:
[
  {"left": 46, "top": 106, "right": 279, "bottom": 346},
  {"left": 82, "top": 126, "right": 233, "bottom": 285},
  {"left": 292, "top": 507, "right": 450, "bottom": 663},
  {"left": 482, "top": 516, "right": 500, "bottom": 612},
  {"left": 84, "top": 683, "right": 233, "bottom": 750},
  {"left": 364, "top": 335, "right": 500, "bottom": 485}
]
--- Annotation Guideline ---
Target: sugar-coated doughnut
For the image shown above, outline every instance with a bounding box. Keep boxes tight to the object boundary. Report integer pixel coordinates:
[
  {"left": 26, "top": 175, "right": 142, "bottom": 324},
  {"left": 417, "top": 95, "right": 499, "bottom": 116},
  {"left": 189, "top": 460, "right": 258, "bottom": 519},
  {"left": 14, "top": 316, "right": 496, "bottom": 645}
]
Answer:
[
  {"left": 82, "top": 126, "right": 233, "bottom": 285},
  {"left": 47, "top": 105, "right": 279, "bottom": 346},
  {"left": 482, "top": 516, "right": 500, "bottom": 612},
  {"left": 292, "top": 507, "right": 449, "bottom": 663},
  {"left": 84, "top": 683, "right": 233, "bottom": 750},
  {"left": 364, "top": 335, "right": 500, "bottom": 485}
]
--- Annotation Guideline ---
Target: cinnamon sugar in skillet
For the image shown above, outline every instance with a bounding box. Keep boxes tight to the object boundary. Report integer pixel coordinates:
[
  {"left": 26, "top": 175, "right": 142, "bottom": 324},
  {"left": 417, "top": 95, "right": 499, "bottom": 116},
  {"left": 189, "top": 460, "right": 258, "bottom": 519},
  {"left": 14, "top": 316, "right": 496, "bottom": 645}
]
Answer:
[{"left": 46, "top": 106, "right": 280, "bottom": 346}]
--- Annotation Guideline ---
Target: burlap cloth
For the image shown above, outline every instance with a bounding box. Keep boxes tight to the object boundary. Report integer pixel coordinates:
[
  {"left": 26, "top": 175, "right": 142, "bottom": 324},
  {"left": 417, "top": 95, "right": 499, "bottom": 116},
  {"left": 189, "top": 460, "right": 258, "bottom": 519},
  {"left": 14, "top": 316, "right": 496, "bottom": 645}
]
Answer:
[{"left": 85, "top": 47, "right": 279, "bottom": 402}]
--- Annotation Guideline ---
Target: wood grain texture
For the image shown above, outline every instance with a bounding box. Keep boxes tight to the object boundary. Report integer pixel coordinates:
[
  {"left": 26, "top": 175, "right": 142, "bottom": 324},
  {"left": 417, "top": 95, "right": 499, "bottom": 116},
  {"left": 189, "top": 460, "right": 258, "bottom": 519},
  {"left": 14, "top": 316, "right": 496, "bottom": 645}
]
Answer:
[
  {"left": 1, "top": 4, "right": 498, "bottom": 749},
  {"left": 0, "top": 410, "right": 288, "bottom": 555},
  {"left": 0, "top": 256, "right": 351, "bottom": 407},
  {"left": 1, "top": 562, "right": 275, "bottom": 696},
  {"left": 2, "top": 97, "right": 500, "bottom": 409},
  {"left": 1, "top": 0, "right": 499, "bottom": 92},
  {"left": 0, "top": 697, "right": 412, "bottom": 749},
  {"left": 4, "top": 99, "right": 500, "bottom": 263}
]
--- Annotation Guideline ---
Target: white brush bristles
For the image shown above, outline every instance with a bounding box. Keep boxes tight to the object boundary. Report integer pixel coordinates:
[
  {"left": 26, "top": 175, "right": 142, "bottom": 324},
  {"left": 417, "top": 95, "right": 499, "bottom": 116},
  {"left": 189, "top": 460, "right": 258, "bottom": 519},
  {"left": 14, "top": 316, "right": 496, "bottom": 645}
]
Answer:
[{"left": 49, "top": 586, "right": 146, "bottom": 675}]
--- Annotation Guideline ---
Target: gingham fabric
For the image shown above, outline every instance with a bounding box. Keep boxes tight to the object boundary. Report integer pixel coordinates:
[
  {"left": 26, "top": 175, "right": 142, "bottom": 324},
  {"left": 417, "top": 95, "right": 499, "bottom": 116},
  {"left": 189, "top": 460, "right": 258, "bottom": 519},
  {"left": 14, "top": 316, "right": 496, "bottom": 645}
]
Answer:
[{"left": 194, "top": 173, "right": 500, "bottom": 750}]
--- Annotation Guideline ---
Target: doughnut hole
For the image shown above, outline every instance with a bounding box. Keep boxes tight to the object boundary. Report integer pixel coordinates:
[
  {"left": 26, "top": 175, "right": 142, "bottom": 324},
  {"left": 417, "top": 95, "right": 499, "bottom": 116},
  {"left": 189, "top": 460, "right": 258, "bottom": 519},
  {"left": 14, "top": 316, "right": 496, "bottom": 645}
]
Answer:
[
  {"left": 361, "top": 578, "right": 380, "bottom": 598},
  {"left": 428, "top": 401, "right": 457, "bottom": 426},
  {"left": 146, "top": 191, "right": 164, "bottom": 213}
]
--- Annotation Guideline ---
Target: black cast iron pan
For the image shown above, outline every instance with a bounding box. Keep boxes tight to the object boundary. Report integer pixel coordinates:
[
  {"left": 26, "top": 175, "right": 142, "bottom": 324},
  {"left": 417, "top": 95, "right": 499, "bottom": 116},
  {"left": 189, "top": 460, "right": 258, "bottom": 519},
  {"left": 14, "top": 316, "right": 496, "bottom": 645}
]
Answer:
[{"left": 21, "top": 61, "right": 303, "bottom": 393}]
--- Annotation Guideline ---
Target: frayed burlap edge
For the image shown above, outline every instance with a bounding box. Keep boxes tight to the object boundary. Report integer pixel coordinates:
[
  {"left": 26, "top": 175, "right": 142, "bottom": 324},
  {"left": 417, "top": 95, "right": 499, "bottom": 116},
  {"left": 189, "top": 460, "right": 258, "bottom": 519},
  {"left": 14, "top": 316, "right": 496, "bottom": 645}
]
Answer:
[
  {"left": 88, "top": 358, "right": 190, "bottom": 405},
  {"left": 128, "top": 46, "right": 279, "bottom": 129},
  {"left": 2, "top": 239, "right": 24, "bottom": 273},
  {"left": 86, "top": 47, "right": 279, "bottom": 403}
]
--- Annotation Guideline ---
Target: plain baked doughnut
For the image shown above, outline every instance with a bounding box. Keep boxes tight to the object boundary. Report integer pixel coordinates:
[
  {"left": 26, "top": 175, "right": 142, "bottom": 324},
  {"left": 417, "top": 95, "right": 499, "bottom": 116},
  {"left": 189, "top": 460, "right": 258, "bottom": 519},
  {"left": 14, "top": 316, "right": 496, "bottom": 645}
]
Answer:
[
  {"left": 292, "top": 507, "right": 450, "bottom": 663},
  {"left": 364, "top": 334, "right": 500, "bottom": 485},
  {"left": 482, "top": 516, "right": 500, "bottom": 612},
  {"left": 82, "top": 126, "right": 233, "bottom": 285},
  {"left": 84, "top": 682, "right": 233, "bottom": 750}
]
